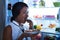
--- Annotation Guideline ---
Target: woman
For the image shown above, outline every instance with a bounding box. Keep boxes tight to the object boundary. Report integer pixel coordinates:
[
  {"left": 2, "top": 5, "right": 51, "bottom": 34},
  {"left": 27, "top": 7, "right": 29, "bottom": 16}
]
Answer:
[{"left": 3, "top": 2, "right": 37, "bottom": 40}]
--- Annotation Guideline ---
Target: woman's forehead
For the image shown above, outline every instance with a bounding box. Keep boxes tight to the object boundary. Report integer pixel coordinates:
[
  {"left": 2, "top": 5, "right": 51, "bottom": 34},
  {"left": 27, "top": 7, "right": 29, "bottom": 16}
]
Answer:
[{"left": 21, "top": 7, "right": 28, "bottom": 11}]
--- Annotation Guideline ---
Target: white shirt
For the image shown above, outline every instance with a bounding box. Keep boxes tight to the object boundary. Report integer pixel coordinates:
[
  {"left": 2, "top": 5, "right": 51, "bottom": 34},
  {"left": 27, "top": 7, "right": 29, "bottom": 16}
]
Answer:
[
  {"left": 9, "top": 20, "right": 25, "bottom": 40},
  {"left": 9, "top": 20, "right": 31, "bottom": 40},
  {"left": 23, "top": 21, "right": 30, "bottom": 30}
]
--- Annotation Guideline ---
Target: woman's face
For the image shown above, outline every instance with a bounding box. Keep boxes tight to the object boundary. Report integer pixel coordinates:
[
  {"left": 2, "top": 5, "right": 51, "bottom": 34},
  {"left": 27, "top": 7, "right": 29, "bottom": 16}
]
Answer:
[{"left": 17, "top": 6, "right": 28, "bottom": 23}]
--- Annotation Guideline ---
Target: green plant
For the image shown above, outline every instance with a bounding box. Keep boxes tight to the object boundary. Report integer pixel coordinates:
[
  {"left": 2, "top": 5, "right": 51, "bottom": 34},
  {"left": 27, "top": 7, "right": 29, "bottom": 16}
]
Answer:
[{"left": 53, "top": 2, "right": 60, "bottom": 7}]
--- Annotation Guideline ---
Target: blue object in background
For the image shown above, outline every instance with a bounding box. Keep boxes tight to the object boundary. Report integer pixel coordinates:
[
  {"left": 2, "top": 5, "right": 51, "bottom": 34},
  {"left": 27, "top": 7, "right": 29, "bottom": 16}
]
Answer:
[{"left": 5, "top": 10, "right": 12, "bottom": 26}]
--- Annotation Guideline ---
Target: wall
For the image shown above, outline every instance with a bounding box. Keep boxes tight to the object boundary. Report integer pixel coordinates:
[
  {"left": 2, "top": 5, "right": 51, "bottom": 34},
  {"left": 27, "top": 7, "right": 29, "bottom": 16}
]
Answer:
[{"left": 0, "top": 0, "right": 5, "bottom": 40}]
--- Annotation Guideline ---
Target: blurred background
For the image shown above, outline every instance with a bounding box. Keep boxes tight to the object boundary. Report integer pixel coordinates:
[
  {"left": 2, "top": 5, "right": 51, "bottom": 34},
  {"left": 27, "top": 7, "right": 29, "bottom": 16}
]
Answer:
[{"left": 0, "top": 0, "right": 60, "bottom": 40}]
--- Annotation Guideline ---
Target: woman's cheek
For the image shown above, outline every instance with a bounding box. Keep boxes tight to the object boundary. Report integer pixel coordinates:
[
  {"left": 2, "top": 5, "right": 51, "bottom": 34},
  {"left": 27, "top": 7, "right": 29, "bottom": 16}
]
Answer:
[{"left": 22, "top": 15, "right": 26, "bottom": 21}]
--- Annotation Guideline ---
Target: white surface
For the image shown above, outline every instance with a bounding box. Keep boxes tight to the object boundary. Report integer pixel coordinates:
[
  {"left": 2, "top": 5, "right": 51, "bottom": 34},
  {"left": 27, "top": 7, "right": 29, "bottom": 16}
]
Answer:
[
  {"left": 40, "top": 28, "right": 56, "bottom": 33},
  {"left": 24, "top": 30, "right": 39, "bottom": 34},
  {"left": 28, "top": 8, "right": 59, "bottom": 18}
]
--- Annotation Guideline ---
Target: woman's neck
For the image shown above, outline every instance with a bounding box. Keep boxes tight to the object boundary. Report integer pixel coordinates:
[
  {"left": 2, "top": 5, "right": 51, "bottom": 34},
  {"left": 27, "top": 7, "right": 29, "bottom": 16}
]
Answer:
[{"left": 14, "top": 19, "right": 21, "bottom": 25}]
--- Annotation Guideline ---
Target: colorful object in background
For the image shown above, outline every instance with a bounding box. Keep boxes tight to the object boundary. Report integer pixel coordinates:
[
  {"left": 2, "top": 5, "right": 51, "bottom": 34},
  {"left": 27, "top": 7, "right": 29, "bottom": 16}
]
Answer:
[
  {"left": 33, "top": 15, "right": 42, "bottom": 19},
  {"left": 33, "top": 0, "right": 37, "bottom": 8},
  {"left": 34, "top": 24, "right": 43, "bottom": 30},
  {"left": 39, "top": 0, "right": 45, "bottom": 7},
  {"left": 34, "top": 25, "right": 37, "bottom": 29},
  {"left": 35, "top": 33, "right": 41, "bottom": 40},
  {"left": 33, "top": 0, "right": 38, "bottom": 8},
  {"left": 48, "top": 24, "right": 56, "bottom": 28},
  {"left": 44, "top": 15, "right": 55, "bottom": 20},
  {"left": 36, "top": 25, "right": 42, "bottom": 30},
  {"left": 33, "top": 1, "right": 37, "bottom": 8},
  {"left": 53, "top": 2, "right": 60, "bottom": 7}
]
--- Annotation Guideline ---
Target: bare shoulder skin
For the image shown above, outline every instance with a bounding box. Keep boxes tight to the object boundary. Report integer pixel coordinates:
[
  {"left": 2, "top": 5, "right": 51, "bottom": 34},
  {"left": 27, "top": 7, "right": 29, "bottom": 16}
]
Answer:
[
  {"left": 3, "top": 25, "right": 26, "bottom": 40},
  {"left": 3, "top": 25, "right": 12, "bottom": 40}
]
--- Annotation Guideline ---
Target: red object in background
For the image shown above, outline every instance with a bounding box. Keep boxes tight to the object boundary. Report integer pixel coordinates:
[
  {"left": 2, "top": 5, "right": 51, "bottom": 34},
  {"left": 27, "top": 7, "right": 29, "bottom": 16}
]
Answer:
[
  {"left": 34, "top": 15, "right": 42, "bottom": 19},
  {"left": 35, "top": 15, "right": 38, "bottom": 18},
  {"left": 35, "top": 34, "right": 41, "bottom": 40},
  {"left": 35, "top": 36, "right": 41, "bottom": 40}
]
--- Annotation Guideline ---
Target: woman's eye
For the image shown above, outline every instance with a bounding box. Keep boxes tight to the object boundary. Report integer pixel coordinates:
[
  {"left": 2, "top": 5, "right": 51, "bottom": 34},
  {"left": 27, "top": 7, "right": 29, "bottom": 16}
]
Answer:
[{"left": 25, "top": 11, "right": 28, "bottom": 14}]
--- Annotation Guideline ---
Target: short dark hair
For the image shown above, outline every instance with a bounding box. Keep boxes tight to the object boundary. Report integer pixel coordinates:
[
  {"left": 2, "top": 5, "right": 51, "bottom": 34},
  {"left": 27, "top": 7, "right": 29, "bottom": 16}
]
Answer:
[{"left": 11, "top": 2, "right": 28, "bottom": 22}]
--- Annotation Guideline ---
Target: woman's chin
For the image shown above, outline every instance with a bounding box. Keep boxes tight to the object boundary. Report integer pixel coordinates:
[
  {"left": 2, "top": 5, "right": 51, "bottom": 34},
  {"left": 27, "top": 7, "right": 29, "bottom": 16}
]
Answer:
[
  {"left": 22, "top": 21, "right": 26, "bottom": 23},
  {"left": 24, "top": 19, "right": 27, "bottom": 22},
  {"left": 21, "top": 19, "right": 27, "bottom": 23}
]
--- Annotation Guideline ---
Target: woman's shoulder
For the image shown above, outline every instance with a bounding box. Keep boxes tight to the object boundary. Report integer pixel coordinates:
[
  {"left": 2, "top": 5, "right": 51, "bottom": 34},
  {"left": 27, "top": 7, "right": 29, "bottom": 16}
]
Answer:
[
  {"left": 3, "top": 25, "right": 12, "bottom": 32},
  {"left": 3, "top": 25, "right": 12, "bottom": 40}
]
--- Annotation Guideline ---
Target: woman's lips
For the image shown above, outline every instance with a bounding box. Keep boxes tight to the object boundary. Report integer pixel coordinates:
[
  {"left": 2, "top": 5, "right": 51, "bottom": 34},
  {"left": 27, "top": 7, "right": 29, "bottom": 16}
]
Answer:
[{"left": 25, "top": 17, "right": 28, "bottom": 20}]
